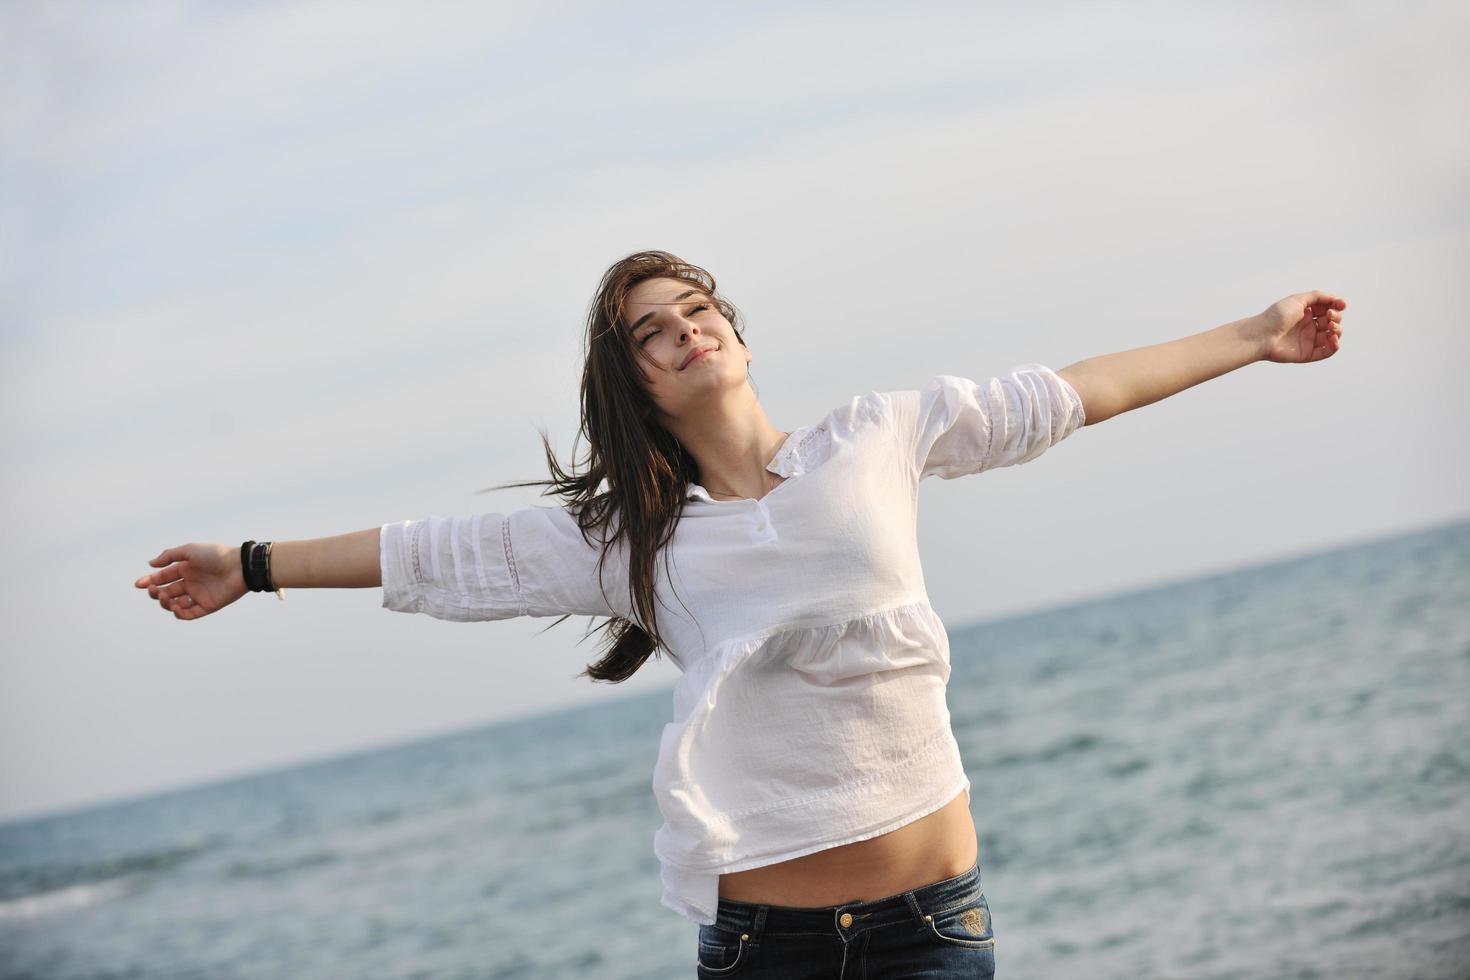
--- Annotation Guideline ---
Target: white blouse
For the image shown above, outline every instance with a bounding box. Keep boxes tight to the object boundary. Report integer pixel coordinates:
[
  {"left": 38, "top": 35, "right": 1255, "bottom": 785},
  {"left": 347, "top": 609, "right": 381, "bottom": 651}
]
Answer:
[{"left": 380, "top": 364, "right": 1087, "bottom": 925}]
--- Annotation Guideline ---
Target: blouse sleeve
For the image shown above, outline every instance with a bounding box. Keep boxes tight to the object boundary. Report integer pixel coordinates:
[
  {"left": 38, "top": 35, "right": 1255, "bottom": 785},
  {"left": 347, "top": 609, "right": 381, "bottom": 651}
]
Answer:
[
  {"left": 881, "top": 363, "right": 1086, "bottom": 481},
  {"left": 380, "top": 504, "right": 625, "bottom": 622}
]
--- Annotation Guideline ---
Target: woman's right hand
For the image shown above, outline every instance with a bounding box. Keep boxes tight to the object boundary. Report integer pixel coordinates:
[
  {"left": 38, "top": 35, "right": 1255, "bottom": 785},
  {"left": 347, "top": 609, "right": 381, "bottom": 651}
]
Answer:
[{"left": 133, "top": 543, "right": 248, "bottom": 620}]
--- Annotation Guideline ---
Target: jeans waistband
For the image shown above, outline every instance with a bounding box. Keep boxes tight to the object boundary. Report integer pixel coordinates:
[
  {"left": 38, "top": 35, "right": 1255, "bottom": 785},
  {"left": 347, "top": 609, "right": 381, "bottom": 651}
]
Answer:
[{"left": 708, "top": 862, "right": 982, "bottom": 939}]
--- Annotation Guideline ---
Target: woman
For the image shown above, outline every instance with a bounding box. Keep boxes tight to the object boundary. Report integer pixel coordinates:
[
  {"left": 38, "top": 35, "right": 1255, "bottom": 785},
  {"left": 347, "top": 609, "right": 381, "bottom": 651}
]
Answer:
[{"left": 134, "top": 250, "right": 1346, "bottom": 977}]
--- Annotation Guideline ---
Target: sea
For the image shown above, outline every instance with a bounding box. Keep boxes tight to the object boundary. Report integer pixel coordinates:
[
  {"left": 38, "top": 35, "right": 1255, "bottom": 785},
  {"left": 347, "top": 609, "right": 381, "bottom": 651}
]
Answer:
[{"left": 3, "top": 518, "right": 1468, "bottom": 979}]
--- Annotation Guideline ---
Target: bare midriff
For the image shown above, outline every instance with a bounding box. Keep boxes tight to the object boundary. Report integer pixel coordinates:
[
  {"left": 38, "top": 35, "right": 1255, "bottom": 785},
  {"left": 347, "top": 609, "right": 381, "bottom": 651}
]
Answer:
[{"left": 716, "top": 789, "right": 978, "bottom": 907}]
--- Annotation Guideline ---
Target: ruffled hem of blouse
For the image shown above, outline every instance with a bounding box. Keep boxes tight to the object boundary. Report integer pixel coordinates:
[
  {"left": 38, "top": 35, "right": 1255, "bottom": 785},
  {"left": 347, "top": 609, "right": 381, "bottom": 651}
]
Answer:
[
  {"left": 658, "top": 768, "right": 973, "bottom": 926},
  {"left": 652, "top": 595, "right": 967, "bottom": 925},
  {"left": 664, "top": 596, "right": 948, "bottom": 722}
]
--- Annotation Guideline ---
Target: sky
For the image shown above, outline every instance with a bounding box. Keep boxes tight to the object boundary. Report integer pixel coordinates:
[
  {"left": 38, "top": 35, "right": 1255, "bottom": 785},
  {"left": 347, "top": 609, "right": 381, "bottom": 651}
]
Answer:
[{"left": 1, "top": 0, "right": 1466, "bottom": 824}]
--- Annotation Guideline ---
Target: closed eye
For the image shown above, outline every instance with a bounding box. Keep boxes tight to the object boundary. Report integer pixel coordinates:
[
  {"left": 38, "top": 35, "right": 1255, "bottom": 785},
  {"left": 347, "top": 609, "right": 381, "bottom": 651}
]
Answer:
[{"left": 639, "top": 304, "right": 712, "bottom": 346}]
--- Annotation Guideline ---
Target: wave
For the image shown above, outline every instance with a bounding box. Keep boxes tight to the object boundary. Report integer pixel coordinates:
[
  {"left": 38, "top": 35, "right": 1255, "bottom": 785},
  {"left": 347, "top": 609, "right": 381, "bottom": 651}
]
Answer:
[
  {"left": 0, "top": 840, "right": 209, "bottom": 914},
  {"left": 0, "top": 874, "right": 137, "bottom": 920}
]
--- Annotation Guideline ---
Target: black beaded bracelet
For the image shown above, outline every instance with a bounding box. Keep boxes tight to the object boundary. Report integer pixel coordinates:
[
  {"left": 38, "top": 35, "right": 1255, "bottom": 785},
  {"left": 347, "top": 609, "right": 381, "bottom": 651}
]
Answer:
[
  {"left": 241, "top": 541, "right": 257, "bottom": 589},
  {"left": 240, "top": 540, "right": 285, "bottom": 600}
]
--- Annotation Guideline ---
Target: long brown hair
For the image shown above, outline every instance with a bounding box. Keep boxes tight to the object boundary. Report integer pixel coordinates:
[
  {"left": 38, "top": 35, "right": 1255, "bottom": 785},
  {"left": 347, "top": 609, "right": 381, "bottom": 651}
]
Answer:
[{"left": 477, "top": 250, "right": 752, "bottom": 683}]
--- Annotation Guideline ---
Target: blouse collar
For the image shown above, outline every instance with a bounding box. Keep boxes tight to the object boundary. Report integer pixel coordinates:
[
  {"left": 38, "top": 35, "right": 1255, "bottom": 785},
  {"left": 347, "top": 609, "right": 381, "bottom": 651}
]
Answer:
[{"left": 685, "top": 424, "right": 816, "bottom": 501}]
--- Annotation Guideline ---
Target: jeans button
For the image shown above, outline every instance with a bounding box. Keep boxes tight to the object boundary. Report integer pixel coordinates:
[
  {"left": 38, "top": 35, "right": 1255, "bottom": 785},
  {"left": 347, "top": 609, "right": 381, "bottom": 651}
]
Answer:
[{"left": 838, "top": 912, "right": 853, "bottom": 928}]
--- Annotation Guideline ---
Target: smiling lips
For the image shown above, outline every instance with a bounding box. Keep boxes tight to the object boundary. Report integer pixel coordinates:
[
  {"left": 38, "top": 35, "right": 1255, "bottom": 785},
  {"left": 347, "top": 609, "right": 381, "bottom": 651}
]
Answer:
[{"left": 681, "top": 344, "right": 718, "bottom": 369}]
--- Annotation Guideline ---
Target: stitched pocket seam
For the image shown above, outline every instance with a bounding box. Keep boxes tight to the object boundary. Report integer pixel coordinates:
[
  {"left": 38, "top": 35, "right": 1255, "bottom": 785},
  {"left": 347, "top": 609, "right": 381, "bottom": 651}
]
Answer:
[
  {"left": 695, "top": 934, "right": 748, "bottom": 975},
  {"left": 925, "top": 919, "right": 997, "bottom": 949}
]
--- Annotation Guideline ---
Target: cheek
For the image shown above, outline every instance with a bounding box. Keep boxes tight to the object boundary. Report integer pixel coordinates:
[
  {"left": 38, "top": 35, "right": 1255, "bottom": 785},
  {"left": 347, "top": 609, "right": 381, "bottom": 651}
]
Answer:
[{"left": 632, "top": 353, "right": 674, "bottom": 397}]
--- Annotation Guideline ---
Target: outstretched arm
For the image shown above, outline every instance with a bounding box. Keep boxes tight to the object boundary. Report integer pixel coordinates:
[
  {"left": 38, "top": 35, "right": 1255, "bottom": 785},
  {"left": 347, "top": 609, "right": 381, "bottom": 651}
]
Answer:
[
  {"left": 134, "top": 530, "right": 384, "bottom": 620},
  {"left": 136, "top": 506, "right": 623, "bottom": 623},
  {"left": 1056, "top": 291, "right": 1347, "bottom": 426}
]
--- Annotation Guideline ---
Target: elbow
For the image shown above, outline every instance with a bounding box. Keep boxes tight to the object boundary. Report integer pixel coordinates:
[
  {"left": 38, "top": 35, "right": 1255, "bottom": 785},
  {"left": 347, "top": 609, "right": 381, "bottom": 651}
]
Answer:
[{"left": 1057, "top": 367, "right": 1120, "bottom": 426}]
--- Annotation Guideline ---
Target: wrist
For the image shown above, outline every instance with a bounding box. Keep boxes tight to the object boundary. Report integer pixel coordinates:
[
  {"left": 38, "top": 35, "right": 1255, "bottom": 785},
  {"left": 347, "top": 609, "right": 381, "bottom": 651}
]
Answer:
[
  {"left": 1235, "top": 315, "right": 1269, "bottom": 364},
  {"left": 229, "top": 555, "right": 248, "bottom": 593}
]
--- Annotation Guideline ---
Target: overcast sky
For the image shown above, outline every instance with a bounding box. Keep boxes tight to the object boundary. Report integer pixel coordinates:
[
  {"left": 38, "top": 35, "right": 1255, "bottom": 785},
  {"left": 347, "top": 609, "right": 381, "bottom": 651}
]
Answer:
[{"left": 2, "top": 1, "right": 1466, "bottom": 824}]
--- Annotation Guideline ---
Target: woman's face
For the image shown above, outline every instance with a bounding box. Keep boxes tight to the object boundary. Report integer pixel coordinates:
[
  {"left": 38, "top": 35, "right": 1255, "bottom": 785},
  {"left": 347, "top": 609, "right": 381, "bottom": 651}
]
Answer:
[{"left": 623, "top": 277, "right": 752, "bottom": 417}]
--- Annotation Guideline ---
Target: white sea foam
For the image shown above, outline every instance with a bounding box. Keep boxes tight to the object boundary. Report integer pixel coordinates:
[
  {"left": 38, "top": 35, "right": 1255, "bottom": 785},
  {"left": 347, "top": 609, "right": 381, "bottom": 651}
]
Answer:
[{"left": 0, "top": 875, "right": 133, "bottom": 920}]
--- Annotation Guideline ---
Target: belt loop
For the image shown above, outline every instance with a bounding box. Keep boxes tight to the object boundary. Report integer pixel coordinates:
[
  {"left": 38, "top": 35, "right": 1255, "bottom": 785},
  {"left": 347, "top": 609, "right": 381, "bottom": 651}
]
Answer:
[
  {"left": 903, "top": 891, "right": 927, "bottom": 930},
  {"left": 751, "top": 905, "right": 768, "bottom": 940}
]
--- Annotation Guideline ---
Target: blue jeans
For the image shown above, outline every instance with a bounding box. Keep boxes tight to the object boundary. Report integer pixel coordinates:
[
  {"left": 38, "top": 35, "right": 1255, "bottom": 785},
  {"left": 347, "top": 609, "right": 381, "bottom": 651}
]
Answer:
[{"left": 694, "top": 861, "right": 995, "bottom": 978}]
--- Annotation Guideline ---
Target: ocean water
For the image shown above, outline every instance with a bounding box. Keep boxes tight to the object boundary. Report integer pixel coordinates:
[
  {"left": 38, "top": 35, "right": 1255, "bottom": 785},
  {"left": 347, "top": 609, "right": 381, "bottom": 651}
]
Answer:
[{"left": 4, "top": 518, "right": 1469, "bottom": 979}]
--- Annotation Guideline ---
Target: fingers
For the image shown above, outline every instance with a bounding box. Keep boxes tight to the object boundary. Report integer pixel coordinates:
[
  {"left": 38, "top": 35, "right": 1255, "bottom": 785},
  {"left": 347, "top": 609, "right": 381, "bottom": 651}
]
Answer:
[
  {"left": 162, "top": 592, "right": 199, "bottom": 617},
  {"left": 136, "top": 569, "right": 181, "bottom": 590},
  {"left": 133, "top": 564, "right": 194, "bottom": 616},
  {"left": 135, "top": 548, "right": 183, "bottom": 589},
  {"left": 132, "top": 547, "right": 201, "bottom": 617},
  {"left": 1305, "top": 291, "right": 1347, "bottom": 314},
  {"left": 148, "top": 580, "right": 188, "bottom": 602},
  {"left": 1313, "top": 326, "right": 1342, "bottom": 360}
]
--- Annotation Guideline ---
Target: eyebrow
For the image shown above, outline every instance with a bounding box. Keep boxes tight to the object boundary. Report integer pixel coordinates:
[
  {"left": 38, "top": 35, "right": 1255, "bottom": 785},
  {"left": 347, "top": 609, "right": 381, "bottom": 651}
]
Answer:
[{"left": 629, "top": 290, "right": 709, "bottom": 334}]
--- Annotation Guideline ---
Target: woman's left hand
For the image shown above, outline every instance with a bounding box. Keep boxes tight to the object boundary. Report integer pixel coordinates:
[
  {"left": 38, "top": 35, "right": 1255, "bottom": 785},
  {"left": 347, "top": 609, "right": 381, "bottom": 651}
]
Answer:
[{"left": 1253, "top": 290, "right": 1347, "bottom": 364}]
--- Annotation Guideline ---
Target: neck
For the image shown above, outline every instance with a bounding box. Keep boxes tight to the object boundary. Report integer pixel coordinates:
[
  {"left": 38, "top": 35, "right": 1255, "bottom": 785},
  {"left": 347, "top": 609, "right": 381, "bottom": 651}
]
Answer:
[{"left": 668, "top": 386, "right": 788, "bottom": 500}]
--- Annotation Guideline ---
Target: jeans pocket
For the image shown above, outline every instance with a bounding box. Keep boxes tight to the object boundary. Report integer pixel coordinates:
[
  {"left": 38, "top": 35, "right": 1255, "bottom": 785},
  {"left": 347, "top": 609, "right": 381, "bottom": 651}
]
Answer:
[
  {"left": 922, "top": 893, "right": 996, "bottom": 949},
  {"left": 696, "top": 924, "right": 750, "bottom": 975}
]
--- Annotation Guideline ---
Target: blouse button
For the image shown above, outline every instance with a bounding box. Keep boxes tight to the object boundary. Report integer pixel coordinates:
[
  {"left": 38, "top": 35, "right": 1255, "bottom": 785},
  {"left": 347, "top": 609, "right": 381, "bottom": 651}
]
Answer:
[{"left": 838, "top": 912, "right": 853, "bottom": 928}]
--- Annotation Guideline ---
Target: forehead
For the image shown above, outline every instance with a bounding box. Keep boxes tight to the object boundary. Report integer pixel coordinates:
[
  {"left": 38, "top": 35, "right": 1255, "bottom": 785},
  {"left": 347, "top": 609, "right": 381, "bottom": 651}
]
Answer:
[{"left": 625, "top": 277, "right": 708, "bottom": 308}]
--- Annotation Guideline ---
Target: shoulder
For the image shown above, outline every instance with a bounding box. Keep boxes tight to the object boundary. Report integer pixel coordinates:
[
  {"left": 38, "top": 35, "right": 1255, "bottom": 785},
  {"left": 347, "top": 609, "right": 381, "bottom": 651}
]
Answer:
[
  {"left": 823, "top": 387, "right": 894, "bottom": 437},
  {"left": 867, "top": 382, "right": 935, "bottom": 436}
]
